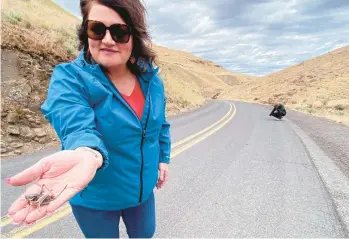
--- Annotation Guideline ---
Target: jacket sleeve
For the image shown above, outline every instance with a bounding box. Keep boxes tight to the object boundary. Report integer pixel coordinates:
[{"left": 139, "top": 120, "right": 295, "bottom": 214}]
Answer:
[
  {"left": 158, "top": 95, "right": 171, "bottom": 164},
  {"left": 40, "top": 63, "right": 109, "bottom": 170}
]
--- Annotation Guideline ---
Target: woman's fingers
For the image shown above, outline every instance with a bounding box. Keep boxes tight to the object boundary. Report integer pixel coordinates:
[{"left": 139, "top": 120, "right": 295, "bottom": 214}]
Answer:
[
  {"left": 11, "top": 204, "right": 37, "bottom": 224},
  {"left": 26, "top": 205, "right": 48, "bottom": 224},
  {"left": 8, "top": 183, "right": 43, "bottom": 216},
  {"left": 8, "top": 194, "right": 28, "bottom": 216},
  {"left": 7, "top": 160, "right": 46, "bottom": 187},
  {"left": 157, "top": 166, "right": 169, "bottom": 189},
  {"left": 164, "top": 169, "right": 168, "bottom": 183},
  {"left": 12, "top": 204, "right": 48, "bottom": 224},
  {"left": 9, "top": 183, "right": 76, "bottom": 224},
  {"left": 159, "top": 168, "right": 164, "bottom": 181},
  {"left": 158, "top": 163, "right": 169, "bottom": 187},
  {"left": 157, "top": 168, "right": 168, "bottom": 189}
]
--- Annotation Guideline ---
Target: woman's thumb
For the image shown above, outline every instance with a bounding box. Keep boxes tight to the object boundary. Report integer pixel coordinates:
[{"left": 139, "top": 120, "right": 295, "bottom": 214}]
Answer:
[{"left": 6, "top": 160, "right": 46, "bottom": 186}]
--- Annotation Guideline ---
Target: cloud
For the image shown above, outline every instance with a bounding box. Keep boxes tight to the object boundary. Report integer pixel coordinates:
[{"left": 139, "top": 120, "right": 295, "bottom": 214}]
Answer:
[{"left": 53, "top": 0, "right": 349, "bottom": 76}]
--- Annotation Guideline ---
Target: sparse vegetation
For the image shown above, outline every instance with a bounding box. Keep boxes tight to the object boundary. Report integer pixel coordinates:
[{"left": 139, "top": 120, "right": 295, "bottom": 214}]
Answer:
[
  {"left": 5, "top": 10, "right": 22, "bottom": 23},
  {"left": 14, "top": 107, "right": 27, "bottom": 119},
  {"left": 321, "top": 99, "right": 329, "bottom": 106},
  {"left": 1, "top": 0, "right": 80, "bottom": 62},
  {"left": 306, "top": 108, "right": 315, "bottom": 114},
  {"left": 335, "top": 104, "right": 345, "bottom": 111},
  {"left": 336, "top": 110, "right": 345, "bottom": 116}
]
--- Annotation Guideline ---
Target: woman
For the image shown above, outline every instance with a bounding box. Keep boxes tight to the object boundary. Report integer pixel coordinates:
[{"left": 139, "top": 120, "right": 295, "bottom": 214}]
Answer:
[{"left": 6, "top": 0, "right": 171, "bottom": 238}]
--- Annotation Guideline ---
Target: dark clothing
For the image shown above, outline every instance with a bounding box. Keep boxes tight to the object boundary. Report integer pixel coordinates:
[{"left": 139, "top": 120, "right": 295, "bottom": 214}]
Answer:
[{"left": 269, "top": 104, "right": 286, "bottom": 119}]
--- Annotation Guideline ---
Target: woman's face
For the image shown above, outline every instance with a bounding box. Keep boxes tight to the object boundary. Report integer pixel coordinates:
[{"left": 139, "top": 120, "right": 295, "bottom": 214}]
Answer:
[{"left": 87, "top": 3, "right": 133, "bottom": 69}]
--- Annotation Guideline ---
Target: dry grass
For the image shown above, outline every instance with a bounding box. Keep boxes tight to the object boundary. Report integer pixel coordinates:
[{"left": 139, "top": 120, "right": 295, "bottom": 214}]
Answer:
[
  {"left": 221, "top": 45, "right": 349, "bottom": 125},
  {"left": 1, "top": 0, "right": 80, "bottom": 61},
  {"left": 152, "top": 45, "right": 255, "bottom": 114},
  {"left": 1, "top": 0, "right": 252, "bottom": 116}
]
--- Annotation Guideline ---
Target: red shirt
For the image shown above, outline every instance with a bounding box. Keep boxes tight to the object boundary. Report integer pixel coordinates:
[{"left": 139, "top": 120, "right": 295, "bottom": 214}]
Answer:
[{"left": 120, "top": 79, "right": 145, "bottom": 120}]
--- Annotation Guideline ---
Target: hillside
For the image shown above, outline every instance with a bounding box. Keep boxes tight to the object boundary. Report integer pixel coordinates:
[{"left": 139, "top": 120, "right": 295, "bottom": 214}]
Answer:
[
  {"left": 221, "top": 45, "right": 349, "bottom": 125},
  {"left": 1, "top": 0, "right": 251, "bottom": 158},
  {"left": 154, "top": 45, "right": 256, "bottom": 112}
]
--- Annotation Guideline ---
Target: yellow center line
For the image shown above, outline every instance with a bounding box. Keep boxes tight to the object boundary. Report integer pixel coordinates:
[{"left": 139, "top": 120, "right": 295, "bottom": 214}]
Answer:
[
  {"left": 3, "top": 205, "right": 72, "bottom": 239},
  {"left": 172, "top": 103, "right": 232, "bottom": 148},
  {"left": 2, "top": 102, "right": 236, "bottom": 238},
  {"left": 1, "top": 203, "right": 71, "bottom": 229},
  {"left": 1, "top": 216, "right": 13, "bottom": 227},
  {"left": 171, "top": 103, "right": 236, "bottom": 158}
]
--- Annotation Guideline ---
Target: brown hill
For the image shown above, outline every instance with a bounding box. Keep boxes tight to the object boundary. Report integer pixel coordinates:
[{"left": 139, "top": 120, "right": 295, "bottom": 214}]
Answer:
[{"left": 221, "top": 45, "right": 349, "bottom": 125}]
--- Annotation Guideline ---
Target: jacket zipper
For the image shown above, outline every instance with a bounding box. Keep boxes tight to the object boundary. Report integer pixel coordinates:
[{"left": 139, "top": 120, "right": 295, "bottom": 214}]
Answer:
[
  {"left": 139, "top": 128, "right": 145, "bottom": 203},
  {"left": 139, "top": 92, "right": 151, "bottom": 203}
]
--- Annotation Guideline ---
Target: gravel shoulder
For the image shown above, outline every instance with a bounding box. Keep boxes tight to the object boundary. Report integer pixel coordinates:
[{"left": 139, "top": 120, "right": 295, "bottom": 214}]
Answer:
[{"left": 286, "top": 110, "right": 349, "bottom": 178}]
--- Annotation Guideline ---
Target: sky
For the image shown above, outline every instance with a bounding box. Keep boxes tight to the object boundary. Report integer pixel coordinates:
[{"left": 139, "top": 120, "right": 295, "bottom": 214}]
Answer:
[{"left": 53, "top": 0, "right": 349, "bottom": 76}]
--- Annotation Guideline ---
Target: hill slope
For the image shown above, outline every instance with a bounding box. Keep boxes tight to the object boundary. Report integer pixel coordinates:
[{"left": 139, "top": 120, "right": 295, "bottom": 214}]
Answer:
[
  {"left": 221, "top": 45, "right": 349, "bottom": 125},
  {"left": 1, "top": 0, "right": 250, "bottom": 158}
]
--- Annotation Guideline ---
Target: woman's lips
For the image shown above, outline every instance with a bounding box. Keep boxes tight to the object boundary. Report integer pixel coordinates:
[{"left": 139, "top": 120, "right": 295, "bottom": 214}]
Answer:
[{"left": 100, "top": 49, "right": 118, "bottom": 55}]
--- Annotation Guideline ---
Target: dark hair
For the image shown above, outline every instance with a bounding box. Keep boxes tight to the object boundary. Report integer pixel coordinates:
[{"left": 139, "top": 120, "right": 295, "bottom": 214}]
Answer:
[{"left": 77, "top": 0, "right": 157, "bottom": 75}]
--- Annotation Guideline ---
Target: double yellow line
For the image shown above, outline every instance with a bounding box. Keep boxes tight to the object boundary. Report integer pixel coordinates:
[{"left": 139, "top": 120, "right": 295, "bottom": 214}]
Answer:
[
  {"left": 171, "top": 102, "right": 235, "bottom": 157},
  {"left": 1, "top": 102, "right": 236, "bottom": 238}
]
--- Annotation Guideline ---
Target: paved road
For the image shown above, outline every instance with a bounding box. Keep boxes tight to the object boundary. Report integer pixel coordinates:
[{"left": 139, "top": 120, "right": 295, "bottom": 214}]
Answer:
[
  {"left": 285, "top": 109, "right": 349, "bottom": 178},
  {"left": 1, "top": 100, "right": 348, "bottom": 238}
]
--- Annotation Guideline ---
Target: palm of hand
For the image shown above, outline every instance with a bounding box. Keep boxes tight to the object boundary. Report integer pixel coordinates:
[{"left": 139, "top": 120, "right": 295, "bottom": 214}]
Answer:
[{"left": 7, "top": 150, "right": 98, "bottom": 224}]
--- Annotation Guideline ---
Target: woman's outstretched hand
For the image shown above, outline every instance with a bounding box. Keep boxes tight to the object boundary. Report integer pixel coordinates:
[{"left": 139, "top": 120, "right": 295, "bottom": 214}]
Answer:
[{"left": 6, "top": 149, "right": 102, "bottom": 225}]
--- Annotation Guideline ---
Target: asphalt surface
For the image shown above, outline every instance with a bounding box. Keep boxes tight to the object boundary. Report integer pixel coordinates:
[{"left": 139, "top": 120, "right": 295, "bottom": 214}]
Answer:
[
  {"left": 286, "top": 110, "right": 349, "bottom": 178},
  {"left": 1, "top": 100, "right": 348, "bottom": 238}
]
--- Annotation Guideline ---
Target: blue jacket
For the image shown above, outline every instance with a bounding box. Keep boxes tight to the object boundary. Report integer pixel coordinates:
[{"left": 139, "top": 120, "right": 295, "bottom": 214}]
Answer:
[{"left": 41, "top": 51, "right": 171, "bottom": 210}]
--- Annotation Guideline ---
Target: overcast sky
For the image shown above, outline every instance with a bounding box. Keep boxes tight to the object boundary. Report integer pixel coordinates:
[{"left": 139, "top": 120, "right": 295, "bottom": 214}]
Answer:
[{"left": 53, "top": 0, "right": 349, "bottom": 76}]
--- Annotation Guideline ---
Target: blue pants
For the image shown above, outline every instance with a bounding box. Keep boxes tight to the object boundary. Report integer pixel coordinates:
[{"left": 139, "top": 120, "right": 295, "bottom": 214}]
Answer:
[{"left": 70, "top": 192, "right": 156, "bottom": 238}]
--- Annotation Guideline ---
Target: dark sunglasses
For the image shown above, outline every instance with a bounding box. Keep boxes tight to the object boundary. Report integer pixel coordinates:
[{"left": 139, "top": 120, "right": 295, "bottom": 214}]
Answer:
[{"left": 86, "top": 20, "right": 132, "bottom": 43}]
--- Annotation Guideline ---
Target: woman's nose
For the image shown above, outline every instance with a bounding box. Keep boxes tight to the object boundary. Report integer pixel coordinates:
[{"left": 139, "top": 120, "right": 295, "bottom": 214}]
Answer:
[{"left": 102, "top": 29, "right": 115, "bottom": 45}]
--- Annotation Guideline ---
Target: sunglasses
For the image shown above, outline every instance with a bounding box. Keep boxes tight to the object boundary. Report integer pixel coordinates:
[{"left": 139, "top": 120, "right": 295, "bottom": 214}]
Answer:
[{"left": 86, "top": 20, "right": 132, "bottom": 43}]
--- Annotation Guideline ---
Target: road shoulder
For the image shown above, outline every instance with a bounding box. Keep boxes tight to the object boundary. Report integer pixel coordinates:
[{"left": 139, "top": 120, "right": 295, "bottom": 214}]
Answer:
[{"left": 287, "top": 118, "right": 349, "bottom": 236}]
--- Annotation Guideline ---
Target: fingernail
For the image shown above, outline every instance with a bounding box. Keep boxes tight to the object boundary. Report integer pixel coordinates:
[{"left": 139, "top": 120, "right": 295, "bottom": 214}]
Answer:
[{"left": 6, "top": 178, "right": 11, "bottom": 185}]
